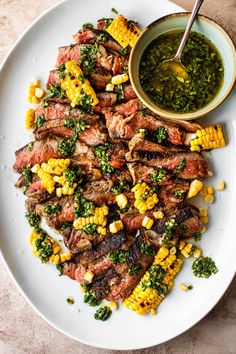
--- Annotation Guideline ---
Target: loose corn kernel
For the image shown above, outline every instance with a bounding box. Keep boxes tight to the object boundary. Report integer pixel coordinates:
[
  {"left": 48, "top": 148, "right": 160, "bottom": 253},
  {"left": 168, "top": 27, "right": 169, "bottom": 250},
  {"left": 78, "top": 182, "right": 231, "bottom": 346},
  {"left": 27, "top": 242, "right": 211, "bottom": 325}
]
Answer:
[
  {"left": 201, "top": 226, "right": 207, "bottom": 234},
  {"left": 179, "top": 240, "right": 186, "bottom": 250},
  {"left": 60, "top": 61, "right": 98, "bottom": 107},
  {"left": 53, "top": 255, "right": 60, "bottom": 264},
  {"left": 199, "top": 208, "right": 208, "bottom": 217},
  {"left": 56, "top": 188, "right": 63, "bottom": 198},
  {"left": 84, "top": 270, "right": 94, "bottom": 283},
  {"left": 179, "top": 283, "right": 193, "bottom": 291},
  {"left": 181, "top": 242, "right": 194, "bottom": 258},
  {"left": 201, "top": 215, "right": 209, "bottom": 224},
  {"left": 111, "top": 73, "right": 129, "bottom": 85},
  {"left": 187, "top": 179, "right": 203, "bottom": 199},
  {"left": 109, "top": 220, "right": 124, "bottom": 234},
  {"left": 97, "top": 226, "right": 106, "bottom": 235},
  {"left": 35, "top": 87, "right": 44, "bottom": 98},
  {"left": 106, "top": 15, "right": 141, "bottom": 48},
  {"left": 106, "top": 83, "right": 114, "bottom": 92},
  {"left": 217, "top": 181, "right": 225, "bottom": 191},
  {"left": 193, "top": 248, "right": 202, "bottom": 259},
  {"left": 207, "top": 186, "right": 213, "bottom": 194},
  {"left": 153, "top": 211, "right": 164, "bottom": 219},
  {"left": 30, "top": 77, "right": 40, "bottom": 87},
  {"left": 109, "top": 302, "right": 118, "bottom": 310},
  {"left": 200, "top": 187, "right": 208, "bottom": 197},
  {"left": 204, "top": 194, "right": 214, "bottom": 203},
  {"left": 25, "top": 108, "right": 35, "bottom": 129},
  {"left": 142, "top": 216, "right": 154, "bottom": 230},
  {"left": 31, "top": 96, "right": 40, "bottom": 104},
  {"left": 116, "top": 194, "right": 128, "bottom": 209}
]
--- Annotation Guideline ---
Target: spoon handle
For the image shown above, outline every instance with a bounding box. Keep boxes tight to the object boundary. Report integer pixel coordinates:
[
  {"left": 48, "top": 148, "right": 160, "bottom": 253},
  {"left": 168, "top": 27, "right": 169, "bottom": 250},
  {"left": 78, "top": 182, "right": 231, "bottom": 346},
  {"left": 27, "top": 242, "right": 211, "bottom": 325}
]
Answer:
[{"left": 175, "top": 0, "right": 205, "bottom": 60}]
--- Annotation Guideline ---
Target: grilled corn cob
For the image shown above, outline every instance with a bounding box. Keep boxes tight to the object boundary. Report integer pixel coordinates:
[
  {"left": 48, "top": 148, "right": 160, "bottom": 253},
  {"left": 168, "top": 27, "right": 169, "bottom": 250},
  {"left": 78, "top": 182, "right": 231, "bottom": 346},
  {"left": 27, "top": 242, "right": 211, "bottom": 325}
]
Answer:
[
  {"left": 190, "top": 124, "right": 225, "bottom": 151},
  {"left": 60, "top": 60, "right": 98, "bottom": 107},
  {"left": 123, "top": 246, "right": 183, "bottom": 315},
  {"left": 25, "top": 108, "right": 35, "bottom": 129},
  {"left": 106, "top": 15, "right": 141, "bottom": 48},
  {"left": 73, "top": 215, "right": 106, "bottom": 230}
]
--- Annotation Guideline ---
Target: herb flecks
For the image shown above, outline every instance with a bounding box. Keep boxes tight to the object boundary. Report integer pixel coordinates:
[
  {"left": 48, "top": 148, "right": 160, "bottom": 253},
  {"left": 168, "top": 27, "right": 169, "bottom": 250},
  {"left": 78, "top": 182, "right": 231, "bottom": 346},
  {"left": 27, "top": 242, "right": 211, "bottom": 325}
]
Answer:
[
  {"left": 44, "top": 203, "right": 62, "bottom": 215},
  {"left": 94, "top": 306, "right": 112, "bottom": 321},
  {"left": 108, "top": 249, "right": 128, "bottom": 263},
  {"left": 174, "top": 159, "right": 186, "bottom": 174},
  {"left": 156, "top": 126, "right": 168, "bottom": 144},
  {"left": 94, "top": 143, "right": 115, "bottom": 174},
  {"left": 151, "top": 168, "right": 167, "bottom": 183},
  {"left": 192, "top": 256, "right": 218, "bottom": 278},
  {"left": 74, "top": 192, "right": 95, "bottom": 218}
]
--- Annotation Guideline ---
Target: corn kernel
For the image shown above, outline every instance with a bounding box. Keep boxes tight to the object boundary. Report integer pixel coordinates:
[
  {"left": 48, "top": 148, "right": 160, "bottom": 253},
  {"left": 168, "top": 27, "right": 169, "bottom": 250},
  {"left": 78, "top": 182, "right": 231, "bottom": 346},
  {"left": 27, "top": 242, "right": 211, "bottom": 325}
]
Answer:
[
  {"left": 142, "top": 216, "right": 154, "bottom": 230},
  {"left": 201, "top": 215, "right": 209, "bottom": 224},
  {"left": 84, "top": 270, "right": 94, "bottom": 283},
  {"left": 193, "top": 248, "right": 202, "bottom": 259},
  {"left": 53, "top": 245, "right": 61, "bottom": 255},
  {"left": 199, "top": 208, "right": 208, "bottom": 217},
  {"left": 109, "top": 302, "right": 118, "bottom": 310},
  {"left": 207, "top": 186, "right": 213, "bottom": 194},
  {"left": 201, "top": 226, "right": 207, "bottom": 233},
  {"left": 153, "top": 211, "right": 164, "bottom": 219},
  {"left": 179, "top": 283, "right": 192, "bottom": 291},
  {"left": 30, "top": 77, "right": 40, "bottom": 86},
  {"left": 53, "top": 255, "right": 60, "bottom": 264},
  {"left": 187, "top": 179, "right": 203, "bottom": 199},
  {"left": 31, "top": 164, "right": 40, "bottom": 173},
  {"left": 35, "top": 87, "right": 44, "bottom": 99},
  {"left": 217, "top": 181, "right": 225, "bottom": 191},
  {"left": 106, "top": 83, "right": 114, "bottom": 92},
  {"left": 116, "top": 194, "right": 128, "bottom": 209},
  {"left": 109, "top": 220, "right": 124, "bottom": 234},
  {"left": 111, "top": 73, "right": 129, "bottom": 85},
  {"left": 179, "top": 240, "right": 186, "bottom": 250},
  {"left": 170, "top": 246, "right": 177, "bottom": 255},
  {"left": 32, "top": 96, "right": 39, "bottom": 104},
  {"left": 204, "top": 194, "right": 214, "bottom": 203}
]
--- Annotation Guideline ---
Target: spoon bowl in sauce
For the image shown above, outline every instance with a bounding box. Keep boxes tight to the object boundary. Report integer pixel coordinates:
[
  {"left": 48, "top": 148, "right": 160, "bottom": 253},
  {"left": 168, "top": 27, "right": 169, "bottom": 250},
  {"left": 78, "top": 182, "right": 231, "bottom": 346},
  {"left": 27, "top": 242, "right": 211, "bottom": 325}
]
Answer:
[{"left": 129, "top": 13, "right": 236, "bottom": 120}]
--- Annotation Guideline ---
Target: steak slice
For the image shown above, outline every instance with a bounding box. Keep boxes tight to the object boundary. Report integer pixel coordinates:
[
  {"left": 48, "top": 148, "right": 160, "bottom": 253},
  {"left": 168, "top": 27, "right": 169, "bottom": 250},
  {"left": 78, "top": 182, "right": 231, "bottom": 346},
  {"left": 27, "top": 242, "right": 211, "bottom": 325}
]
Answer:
[
  {"left": 144, "top": 152, "right": 209, "bottom": 179},
  {"left": 104, "top": 111, "right": 185, "bottom": 145},
  {"left": 35, "top": 101, "right": 99, "bottom": 122},
  {"left": 13, "top": 138, "right": 91, "bottom": 173},
  {"left": 123, "top": 84, "right": 137, "bottom": 100},
  {"left": 35, "top": 195, "right": 75, "bottom": 228},
  {"left": 112, "top": 53, "right": 129, "bottom": 75},
  {"left": 97, "top": 18, "right": 113, "bottom": 31},
  {"left": 89, "top": 66, "right": 112, "bottom": 89},
  {"left": 82, "top": 179, "right": 115, "bottom": 205},
  {"left": 115, "top": 98, "right": 141, "bottom": 116},
  {"left": 73, "top": 28, "right": 123, "bottom": 52},
  {"left": 34, "top": 120, "right": 107, "bottom": 146},
  {"left": 158, "top": 179, "right": 190, "bottom": 204},
  {"left": 93, "top": 92, "right": 117, "bottom": 113},
  {"left": 63, "top": 227, "right": 105, "bottom": 254}
]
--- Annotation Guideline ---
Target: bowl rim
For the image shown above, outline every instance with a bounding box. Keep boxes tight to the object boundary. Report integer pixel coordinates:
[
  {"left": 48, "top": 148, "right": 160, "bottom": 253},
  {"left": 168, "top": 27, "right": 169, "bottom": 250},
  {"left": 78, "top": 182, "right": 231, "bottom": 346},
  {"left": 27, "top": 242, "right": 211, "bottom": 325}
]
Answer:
[{"left": 129, "top": 12, "right": 236, "bottom": 120}]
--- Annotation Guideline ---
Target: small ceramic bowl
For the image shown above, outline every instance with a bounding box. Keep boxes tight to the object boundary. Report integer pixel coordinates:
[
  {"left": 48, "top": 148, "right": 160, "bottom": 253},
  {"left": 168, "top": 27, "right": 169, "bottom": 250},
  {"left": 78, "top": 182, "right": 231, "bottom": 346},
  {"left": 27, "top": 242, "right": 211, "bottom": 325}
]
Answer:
[{"left": 129, "top": 13, "right": 236, "bottom": 120}]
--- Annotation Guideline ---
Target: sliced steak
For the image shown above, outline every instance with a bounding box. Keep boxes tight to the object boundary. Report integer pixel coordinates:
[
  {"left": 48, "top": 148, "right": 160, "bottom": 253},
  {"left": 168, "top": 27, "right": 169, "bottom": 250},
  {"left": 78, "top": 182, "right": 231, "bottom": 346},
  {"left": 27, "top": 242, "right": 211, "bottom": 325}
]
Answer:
[
  {"left": 34, "top": 120, "right": 107, "bottom": 146},
  {"left": 35, "top": 196, "right": 75, "bottom": 228},
  {"left": 97, "top": 18, "right": 113, "bottom": 31},
  {"left": 89, "top": 66, "right": 112, "bottom": 89},
  {"left": 123, "top": 84, "right": 137, "bottom": 100},
  {"left": 56, "top": 45, "right": 82, "bottom": 67},
  {"left": 94, "top": 92, "right": 117, "bottom": 113},
  {"left": 63, "top": 227, "right": 105, "bottom": 254},
  {"left": 82, "top": 179, "right": 115, "bottom": 205},
  {"left": 112, "top": 54, "right": 129, "bottom": 75},
  {"left": 144, "top": 152, "right": 209, "bottom": 179},
  {"left": 115, "top": 98, "right": 141, "bottom": 116},
  {"left": 35, "top": 101, "right": 99, "bottom": 122},
  {"left": 158, "top": 180, "right": 190, "bottom": 204},
  {"left": 13, "top": 138, "right": 91, "bottom": 173}
]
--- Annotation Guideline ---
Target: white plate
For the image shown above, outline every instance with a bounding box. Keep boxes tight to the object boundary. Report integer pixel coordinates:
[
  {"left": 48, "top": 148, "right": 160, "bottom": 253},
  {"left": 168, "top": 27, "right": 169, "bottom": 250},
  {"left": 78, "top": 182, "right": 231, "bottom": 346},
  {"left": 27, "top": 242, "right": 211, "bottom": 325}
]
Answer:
[{"left": 0, "top": 0, "right": 236, "bottom": 350}]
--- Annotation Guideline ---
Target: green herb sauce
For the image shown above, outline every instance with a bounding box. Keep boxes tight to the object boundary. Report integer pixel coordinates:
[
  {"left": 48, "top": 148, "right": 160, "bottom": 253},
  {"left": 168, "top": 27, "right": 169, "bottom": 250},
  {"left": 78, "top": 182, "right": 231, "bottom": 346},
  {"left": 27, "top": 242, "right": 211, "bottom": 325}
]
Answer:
[
  {"left": 140, "top": 30, "right": 224, "bottom": 113},
  {"left": 192, "top": 256, "right": 218, "bottom": 278},
  {"left": 44, "top": 203, "right": 62, "bottom": 215},
  {"left": 94, "top": 306, "right": 112, "bottom": 321}
]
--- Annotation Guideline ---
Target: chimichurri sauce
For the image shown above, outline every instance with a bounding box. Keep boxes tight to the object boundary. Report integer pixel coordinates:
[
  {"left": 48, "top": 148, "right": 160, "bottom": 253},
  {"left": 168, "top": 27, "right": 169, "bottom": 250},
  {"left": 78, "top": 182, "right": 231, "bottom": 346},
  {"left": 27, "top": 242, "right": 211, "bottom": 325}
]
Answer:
[{"left": 139, "top": 30, "right": 224, "bottom": 113}]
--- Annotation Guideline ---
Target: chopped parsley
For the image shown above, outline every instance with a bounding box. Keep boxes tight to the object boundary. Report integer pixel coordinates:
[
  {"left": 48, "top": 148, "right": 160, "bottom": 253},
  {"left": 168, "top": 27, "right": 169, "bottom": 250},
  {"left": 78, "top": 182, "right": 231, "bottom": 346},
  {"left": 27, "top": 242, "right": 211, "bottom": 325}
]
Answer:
[
  {"left": 116, "top": 84, "right": 125, "bottom": 100},
  {"left": 192, "top": 256, "right": 218, "bottom": 278},
  {"left": 44, "top": 203, "right": 62, "bottom": 215},
  {"left": 151, "top": 168, "right": 167, "bottom": 183},
  {"left": 82, "top": 284, "right": 101, "bottom": 307},
  {"left": 120, "top": 48, "right": 128, "bottom": 56},
  {"left": 35, "top": 229, "right": 53, "bottom": 263},
  {"left": 82, "top": 23, "right": 94, "bottom": 29},
  {"left": 94, "top": 143, "right": 115, "bottom": 174},
  {"left": 156, "top": 126, "right": 168, "bottom": 144},
  {"left": 111, "top": 7, "right": 118, "bottom": 14},
  {"left": 83, "top": 223, "right": 97, "bottom": 234},
  {"left": 64, "top": 166, "right": 83, "bottom": 188},
  {"left": 35, "top": 114, "right": 45, "bottom": 127},
  {"left": 58, "top": 63, "right": 66, "bottom": 71},
  {"left": 80, "top": 44, "right": 98, "bottom": 75},
  {"left": 60, "top": 222, "right": 72, "bottom": 230},
  {"left": 56, "top": 138, "right": 76, "bottom": 157},
  {"left": 128, "top": 265, "right": 143, "bottom": 276},
  {"left": 77, "top": 90, "right": 93, "bottom": 112},
  {"left": 94, "top": 306, "right": 112, "bottom": 321},
  {"left": 97, "top": 33, "right": 109, "bottom": 42},
  {"left": 112, "top": 179, "right": 129, "bottom": 195},
  {"left": 193, "top": 232, "right": 202, "bottom": 242},
  {"left": 43, "top": 84, "right": 66, "bottom": 108},
  {"left": 174, "top": 158, "right": 186, "bottom": 174},
  {"left": 56, "top": 264, "right": 64, "bottom": 275},
  {"left": 22, "top": 167, "right": 33, "bottom": 186},
  {"left": 140, "top": 243, "right": 156, "bottom": 256},
  {"left": 122, "top": 65, "right": 128, "bottom": 72},
  {"left": 175, "top": 189, "right": 185, "bottom": 197},
  {"left": 66, "top": 297, "right": 75, "bottom": 305},
  {"left": 108, "top": 249, "right": 128, "bottom": 264},
  {"left": 141, "top": 265, "right": 167, "bottom": 294},
  {"left": 162, "top": 218, "right": 178, "bottom": 243},
  {"left": 102, "top": 18, "right": 113, "bottom": 29},
  {"left": 28, "top": 141, "right": 34, "bottom": 151},
  {"left": 25, "top": 212, "right": 41, "bottom": 228},
  {"left": 74, "top": 192, "right": 95, "bottom": 218}
]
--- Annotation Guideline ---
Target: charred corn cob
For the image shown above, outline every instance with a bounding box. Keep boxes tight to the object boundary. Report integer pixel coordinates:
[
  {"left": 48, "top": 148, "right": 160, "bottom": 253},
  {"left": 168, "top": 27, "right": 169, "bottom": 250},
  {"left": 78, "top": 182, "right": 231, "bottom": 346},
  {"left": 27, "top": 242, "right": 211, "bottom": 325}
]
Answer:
[
  {"left": 60, "top": 60, "right": 98, "bottom": 107},
  {"left": 106, "top": 15, "right": 141, "bottom": 48},
  {"left": 25, "top": 108, "right": 35, "bottom": 129},
  {"left": 73, "top": 215, "right": 106, "bottom": 230},
  {"left": 123, "top": 247, "right": 183, "bottom": 315},
  {"left": 190, "top": 124, "right": 225, "bottom": 151}
]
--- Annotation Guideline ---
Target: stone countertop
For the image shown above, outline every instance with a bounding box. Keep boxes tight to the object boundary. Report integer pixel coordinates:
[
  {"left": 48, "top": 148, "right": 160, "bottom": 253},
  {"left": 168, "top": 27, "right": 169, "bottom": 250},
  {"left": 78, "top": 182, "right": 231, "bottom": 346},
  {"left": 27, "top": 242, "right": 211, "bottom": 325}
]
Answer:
[{"left": 0, "top": 1, "right": 235, "bottom": 353}]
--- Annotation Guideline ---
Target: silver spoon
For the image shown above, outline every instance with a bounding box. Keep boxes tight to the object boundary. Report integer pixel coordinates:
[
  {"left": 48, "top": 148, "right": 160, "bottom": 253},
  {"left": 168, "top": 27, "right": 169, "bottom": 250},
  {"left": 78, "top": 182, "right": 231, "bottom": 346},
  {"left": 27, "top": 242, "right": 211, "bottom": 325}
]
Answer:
[{"left": 158, "top": 0, "right": 205, "bottom": 79}]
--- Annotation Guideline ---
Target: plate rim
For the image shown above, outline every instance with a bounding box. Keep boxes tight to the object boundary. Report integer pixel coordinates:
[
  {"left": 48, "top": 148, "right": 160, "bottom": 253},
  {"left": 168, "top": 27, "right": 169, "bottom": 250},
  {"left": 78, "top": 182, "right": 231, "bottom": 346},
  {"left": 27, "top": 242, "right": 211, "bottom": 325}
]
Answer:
[{"left": 0, "top": 0, "right": 235, "bottom": 350}]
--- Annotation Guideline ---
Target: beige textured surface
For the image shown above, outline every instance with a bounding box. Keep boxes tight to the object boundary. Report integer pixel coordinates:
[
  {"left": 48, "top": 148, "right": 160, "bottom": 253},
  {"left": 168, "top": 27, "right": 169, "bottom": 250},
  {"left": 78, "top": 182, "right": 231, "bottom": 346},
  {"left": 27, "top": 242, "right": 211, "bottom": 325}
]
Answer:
[{"left": 0, "top": 0, "right": 236, "bottom": 353}]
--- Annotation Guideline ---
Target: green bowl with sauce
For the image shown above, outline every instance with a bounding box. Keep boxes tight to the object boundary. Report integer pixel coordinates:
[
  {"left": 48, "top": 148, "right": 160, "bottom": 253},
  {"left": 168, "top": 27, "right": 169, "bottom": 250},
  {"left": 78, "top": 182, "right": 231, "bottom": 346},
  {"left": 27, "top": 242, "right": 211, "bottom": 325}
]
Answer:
[{"left": 129, "top": 13, "right": 236, "bottom": 120}]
